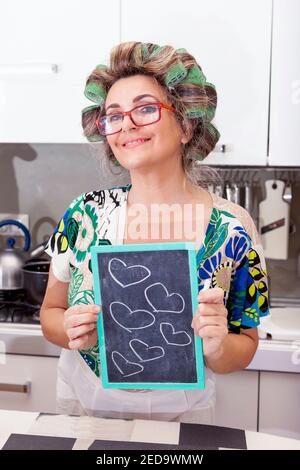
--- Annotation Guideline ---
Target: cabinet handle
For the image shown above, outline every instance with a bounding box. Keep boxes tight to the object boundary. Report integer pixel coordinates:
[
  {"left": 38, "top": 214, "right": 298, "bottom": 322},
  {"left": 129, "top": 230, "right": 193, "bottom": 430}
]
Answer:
[
  {"left": 0, "top": 381, "right": 31, "bottom": 394},
  {"left": 214, "top": 144, "right": 227, "bottom": 153},
  {"left": 0, "top": 64, "right": 59, "bottom": 75}
]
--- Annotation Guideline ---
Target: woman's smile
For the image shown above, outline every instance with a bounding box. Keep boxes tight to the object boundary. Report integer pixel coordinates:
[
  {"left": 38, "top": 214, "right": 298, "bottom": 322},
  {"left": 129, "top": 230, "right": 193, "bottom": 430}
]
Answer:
[{"left": 122, "top": 137, "right": 151, "bottom": 149}]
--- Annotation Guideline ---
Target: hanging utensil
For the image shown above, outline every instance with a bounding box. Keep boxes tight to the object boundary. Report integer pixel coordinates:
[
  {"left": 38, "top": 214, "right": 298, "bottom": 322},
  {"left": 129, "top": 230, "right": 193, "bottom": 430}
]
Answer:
[
  {"left": 282, "top": 181, "right": 292, "bottom": 204},
  {"left": 258, "top": 180, "right": 290, "bottom": 259},
  {"left": 225, "top": 183, "right": 233, "bottom": 202},
  {"left": 282, "top": 180, "right": 296, "bottom": 235},
  {"left": 215, "top": 184, "right": 223, "bottom": 198},
  {"left": 244, "top": 181, "right": 253, "bottom": 214},
  {"left": 233, "top": 183, "right": 241, "bottom": 205}
]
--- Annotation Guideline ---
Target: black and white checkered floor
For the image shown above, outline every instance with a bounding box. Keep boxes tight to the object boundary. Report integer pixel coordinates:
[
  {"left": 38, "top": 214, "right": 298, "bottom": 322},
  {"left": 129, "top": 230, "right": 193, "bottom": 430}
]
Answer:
[{"left": 0, "top": 411, "right": 299, "bottom": 450}]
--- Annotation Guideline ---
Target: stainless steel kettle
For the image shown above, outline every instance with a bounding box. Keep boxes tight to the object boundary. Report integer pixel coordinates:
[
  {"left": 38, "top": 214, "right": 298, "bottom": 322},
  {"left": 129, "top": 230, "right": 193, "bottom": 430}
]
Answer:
[{"left": 0, "top": 219, "right": 47, "bottom": 290}]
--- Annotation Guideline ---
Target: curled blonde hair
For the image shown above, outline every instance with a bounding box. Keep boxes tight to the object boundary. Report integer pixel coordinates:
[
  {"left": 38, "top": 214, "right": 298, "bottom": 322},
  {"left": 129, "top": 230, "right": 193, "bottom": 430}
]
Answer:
[{"left": 82, "top": 42, "right": 220, "bottom": 186}]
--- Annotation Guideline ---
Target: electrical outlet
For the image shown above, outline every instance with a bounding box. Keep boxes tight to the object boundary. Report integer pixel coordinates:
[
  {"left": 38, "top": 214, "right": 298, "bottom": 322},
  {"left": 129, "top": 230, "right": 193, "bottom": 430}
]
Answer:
[{"left": 0, "top": 214, "right": 29, "bottom": 236}]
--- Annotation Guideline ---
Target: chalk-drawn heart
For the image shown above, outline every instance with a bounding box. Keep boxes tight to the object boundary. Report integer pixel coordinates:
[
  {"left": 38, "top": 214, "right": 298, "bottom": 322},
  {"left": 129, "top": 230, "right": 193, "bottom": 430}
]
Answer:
[
  {"left": 160, "top": 322, "right": 192, "bottom": 346},
  {"left": 112, "top": 351, "right": 144, "bottom": 377},
  {"left": 145, "top": 283, "right": 185, "bottom": 313},
  {"left": 110, "top": 302, "right": 155, "bottom": 333},
  {"left": 109, "top": 258, "right": 151, "bottom": 287},
  {"left": 129, "top": 339, "right": 165, "bottom": 363}
]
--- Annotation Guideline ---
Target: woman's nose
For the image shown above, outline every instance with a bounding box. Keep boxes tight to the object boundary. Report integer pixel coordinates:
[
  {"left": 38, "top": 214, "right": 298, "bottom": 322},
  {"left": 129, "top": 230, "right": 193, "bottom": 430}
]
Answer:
[{"left": 121, "top": 113, "right": 136, "bottom": 132}]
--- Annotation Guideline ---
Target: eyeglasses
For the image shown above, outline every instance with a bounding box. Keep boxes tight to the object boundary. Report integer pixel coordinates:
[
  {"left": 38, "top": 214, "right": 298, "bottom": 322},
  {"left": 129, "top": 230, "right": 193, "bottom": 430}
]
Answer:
[{"left": 96, "top": 101, "right": 176, "bottom": 136}]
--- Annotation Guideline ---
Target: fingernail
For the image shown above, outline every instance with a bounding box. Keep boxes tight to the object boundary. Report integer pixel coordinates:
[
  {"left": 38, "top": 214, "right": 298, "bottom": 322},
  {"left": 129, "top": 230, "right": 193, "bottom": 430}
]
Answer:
[{"left": 93, "top": 305, "right": 100, "bottom": 312}]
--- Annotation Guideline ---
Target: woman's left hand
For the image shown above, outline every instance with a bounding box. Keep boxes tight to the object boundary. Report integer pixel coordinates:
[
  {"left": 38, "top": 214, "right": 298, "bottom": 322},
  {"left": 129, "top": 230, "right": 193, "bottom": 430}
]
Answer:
[{"left": 191, "top": 286, "right": 228, "bottom": 360}]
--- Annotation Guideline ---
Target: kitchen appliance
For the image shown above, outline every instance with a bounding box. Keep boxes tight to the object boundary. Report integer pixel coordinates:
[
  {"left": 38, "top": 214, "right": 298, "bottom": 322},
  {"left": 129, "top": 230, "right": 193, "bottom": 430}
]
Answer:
[
  {"left": 0, "top": 219, "right": 49, "bottom": 323},
  {"left": 0, "top": 219, "right": 48, "bottom": 290},
  {"left": 22, "top": 260, "right": 49, "bottom": 306},
  {"left": 0, "top": 297, "right": 40, "bottom": 324}
]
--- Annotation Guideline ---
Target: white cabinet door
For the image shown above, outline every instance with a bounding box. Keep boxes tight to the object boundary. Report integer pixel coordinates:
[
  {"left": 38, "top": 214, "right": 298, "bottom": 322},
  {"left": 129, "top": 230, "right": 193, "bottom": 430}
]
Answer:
[
  {"left": 215, "top": 370, "right": 258, "bottom": 431},
  {"left": 0, "top": 354, "right": 58, "bottom": 413},
  {"left": 268, "top": 0, "right": 300, "bottom": 166},
  {"left": 0, "top": 1, "right": 119, "bottom": 143},
  {"left": 259, "top": 371, "right": 300, "bottom": 440},
  {"left": 121, "top": 0, "right": 271, "bottom": 166}
]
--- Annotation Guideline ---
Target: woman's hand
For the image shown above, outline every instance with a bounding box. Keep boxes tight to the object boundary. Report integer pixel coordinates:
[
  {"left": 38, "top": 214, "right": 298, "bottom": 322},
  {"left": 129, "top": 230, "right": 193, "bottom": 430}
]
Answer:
[
  {"left": 64, "top": 304, "right": 101, "bottom": 350},
  {"left": 191, "top": 286, "right": 228, "bottom": 360}
]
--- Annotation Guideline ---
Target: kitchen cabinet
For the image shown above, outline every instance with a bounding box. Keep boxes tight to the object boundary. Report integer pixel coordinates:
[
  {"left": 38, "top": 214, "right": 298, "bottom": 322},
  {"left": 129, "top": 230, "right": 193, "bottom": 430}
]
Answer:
[
  {"left": 121, "top": 0, "right": 272, "bottom": 166},
  {"left": 268, "top": 0, "right": 300, "bottom": 166},
  {"left": 0, "top": 354, "right": 58, "bottom": 413},
  {"left": 0, "top": 1, "right": 119, "bottom": 143},
  {"left": 259, "top": 371, "right": 300, "bottom": 440},
  {"left": 215, "top": 370, "right": 259, "bottom": 431}
]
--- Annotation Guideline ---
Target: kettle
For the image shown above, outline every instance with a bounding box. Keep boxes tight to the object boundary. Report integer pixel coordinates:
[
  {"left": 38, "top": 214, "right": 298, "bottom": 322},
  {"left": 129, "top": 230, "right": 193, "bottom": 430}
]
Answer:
[{"left": 0, "top": 219, "right": 48, "bottom": 290}]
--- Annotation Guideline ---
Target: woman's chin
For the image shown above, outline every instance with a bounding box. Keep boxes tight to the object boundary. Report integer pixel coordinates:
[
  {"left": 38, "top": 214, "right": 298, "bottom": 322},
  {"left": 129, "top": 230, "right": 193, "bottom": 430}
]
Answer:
[{"left": 119, "top": 157, "right": 154, "bottom": 172}]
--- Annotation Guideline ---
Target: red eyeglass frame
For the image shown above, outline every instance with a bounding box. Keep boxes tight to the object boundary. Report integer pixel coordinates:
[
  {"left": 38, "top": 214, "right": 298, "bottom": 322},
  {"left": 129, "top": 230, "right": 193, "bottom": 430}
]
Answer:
[{"left": 96, "top": 101, "right": 176, "bottom": 136}]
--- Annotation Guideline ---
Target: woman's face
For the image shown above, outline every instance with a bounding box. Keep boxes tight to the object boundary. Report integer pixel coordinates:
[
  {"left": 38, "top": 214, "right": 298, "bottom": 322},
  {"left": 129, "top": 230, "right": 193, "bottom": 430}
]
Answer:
[{"left": 105, "top": 74, "right": 188, "bottom": 171}]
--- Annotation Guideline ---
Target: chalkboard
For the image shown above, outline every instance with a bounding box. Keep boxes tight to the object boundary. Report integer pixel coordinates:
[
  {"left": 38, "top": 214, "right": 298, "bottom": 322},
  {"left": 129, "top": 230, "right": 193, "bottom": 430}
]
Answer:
[{"left": 91, "top": 242, "right": 205, "bottom": 390}]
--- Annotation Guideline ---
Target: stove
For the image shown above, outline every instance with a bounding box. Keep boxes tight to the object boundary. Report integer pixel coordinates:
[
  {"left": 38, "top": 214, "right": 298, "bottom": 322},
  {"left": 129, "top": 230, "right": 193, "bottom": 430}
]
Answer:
[
  {"left": 0, "top": 288, "right": 60, "bottom": 357},
  {"left": 0, "top": 289, "right": 40, "bottom": 324}
]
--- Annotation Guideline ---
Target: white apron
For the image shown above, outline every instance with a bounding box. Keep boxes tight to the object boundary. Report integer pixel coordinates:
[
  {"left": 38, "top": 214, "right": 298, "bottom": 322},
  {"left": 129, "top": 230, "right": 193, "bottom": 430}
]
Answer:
[
  {"left": 56, "top": 349, "right": 216, "bottom": 424},
  {"left": 56, "top": 187, "right": 216, "bottom": 424}
]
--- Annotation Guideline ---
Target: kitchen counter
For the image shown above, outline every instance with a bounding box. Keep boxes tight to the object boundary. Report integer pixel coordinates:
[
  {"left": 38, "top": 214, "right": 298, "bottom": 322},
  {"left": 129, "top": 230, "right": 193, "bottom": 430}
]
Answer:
[
  {"left": 0, "top": 322, "right": 299, "bottom": 373},
  {"left": 0, "top": 323, "right": 60, "bottom": 357},
  {"left": 0, "top": 409, "right": 300, "bottom": 450},
  {"left": 247, "top": 338, "right": 300, "bottom": 373}
]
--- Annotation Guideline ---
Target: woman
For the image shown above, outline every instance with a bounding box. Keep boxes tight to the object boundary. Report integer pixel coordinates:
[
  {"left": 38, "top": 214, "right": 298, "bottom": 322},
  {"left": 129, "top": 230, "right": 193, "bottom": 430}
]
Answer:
[{"left": 40, "top": 42, "right": 269, "bottom": 423}]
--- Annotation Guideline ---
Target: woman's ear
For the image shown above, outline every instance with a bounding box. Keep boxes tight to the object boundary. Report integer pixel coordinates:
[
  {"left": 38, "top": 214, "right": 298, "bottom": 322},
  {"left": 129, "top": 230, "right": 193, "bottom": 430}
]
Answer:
[{"left": 181, "top": 130, "right": 191, "bottom": 145}]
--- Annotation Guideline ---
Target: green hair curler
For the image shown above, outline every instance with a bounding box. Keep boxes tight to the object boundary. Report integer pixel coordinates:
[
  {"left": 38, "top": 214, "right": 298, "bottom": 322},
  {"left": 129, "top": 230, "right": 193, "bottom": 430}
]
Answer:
[
  {"left": 141, "top": 43, "right": 150, "bottom": 61},
  {"left": 176, "top": 48, "right": 188, "bottom": 54},
  {"left": 180, "top": 64, "right": 207, "bottom": 87},
  {"left": 164, "top": 60, "right": 187, "bottom": 88},
  {"left": 81, "top": 105, "right": 105, "bottom": 142},
  {"left": 95, "top": 64, "right": 107, "bottom": 71},
  {"left": 195, "top": 152, "right": 205, "bottom": 161},
  {"left": 206, "top": 121, "right": 220, "bottom": 143},
  {"left": 195, "top": 123, "right": 220, "bottom": 160},
  {"left": 81, "top": 104, "right": 100, "bottom": 115},
  {"left": 149, "top": 44, "right": 164, "bottom": 58},
  {"left": 86, "top": 134, "right": 105, "bottom": 142},
  {"left": 84, "top": 81, "right": 107, "bottom": 105},
  {"left": 186, "top": 106, "right": 216, "bottom": 121}
]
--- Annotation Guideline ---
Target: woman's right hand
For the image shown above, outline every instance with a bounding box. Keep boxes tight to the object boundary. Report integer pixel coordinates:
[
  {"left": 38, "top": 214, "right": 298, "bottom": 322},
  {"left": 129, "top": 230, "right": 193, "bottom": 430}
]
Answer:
[{"left": 63, "top": 304, "right": 101, "bottom": 350}]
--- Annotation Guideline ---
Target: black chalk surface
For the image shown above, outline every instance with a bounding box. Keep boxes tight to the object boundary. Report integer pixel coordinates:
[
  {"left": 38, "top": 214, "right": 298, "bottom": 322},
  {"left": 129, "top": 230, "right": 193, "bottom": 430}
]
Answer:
[{"left": 91, "top": 243, "right": 204, "bottom": 389}]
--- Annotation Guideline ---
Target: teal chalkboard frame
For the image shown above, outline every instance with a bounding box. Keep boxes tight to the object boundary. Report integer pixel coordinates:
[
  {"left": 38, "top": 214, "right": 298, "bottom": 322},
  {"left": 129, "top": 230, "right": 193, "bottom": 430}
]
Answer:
[{"left": 91, "top": 242, "right": 205, "bottom": 390}]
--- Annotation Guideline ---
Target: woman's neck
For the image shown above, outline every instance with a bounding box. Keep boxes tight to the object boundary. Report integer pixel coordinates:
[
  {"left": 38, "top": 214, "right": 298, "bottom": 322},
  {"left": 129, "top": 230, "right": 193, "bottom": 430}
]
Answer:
[{"left": 127, "top": 171, "right": 203, "bottom": 207}]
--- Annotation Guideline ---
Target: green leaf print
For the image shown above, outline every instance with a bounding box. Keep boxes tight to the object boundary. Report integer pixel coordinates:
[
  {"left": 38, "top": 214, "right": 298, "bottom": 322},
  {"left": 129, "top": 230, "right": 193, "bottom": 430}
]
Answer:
[
  {"left": 209, "top": 208, "right": 223, "bottom": 232},
  {"left": 216, "top": 216, "right": 223, "bottom": 230},
  {"left": 73, "top": 290, "right": 95, "bottom": 306},
  {"left": 82, "top": 290, "right": 95, "bottom": 304},
  {"left": 68, "top": 271, "right": 83, "bottom": 305},
  {"left": 210, "top": 208, "right": 221, "bottom": 226},
  {"left": 203, "top": 222, "right": 229, "bottom": 260},
  {"left": 227, "top": 290, "right": 245, "bottom": 312},
  {"left": 67, "top": 218, "right": 79, "bottom": 250},
  {"left": 221, "top": 210, "right": 236, "bottom": 219}
]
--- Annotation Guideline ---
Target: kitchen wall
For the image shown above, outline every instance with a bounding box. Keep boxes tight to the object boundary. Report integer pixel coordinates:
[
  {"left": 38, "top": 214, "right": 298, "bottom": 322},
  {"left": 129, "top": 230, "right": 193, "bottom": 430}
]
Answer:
[
  {"left": 0, "top": 142, "right": 299, "bottom": 301},
  {"left": 0, "top": 143, "right": 130, "bottom": 246}
]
